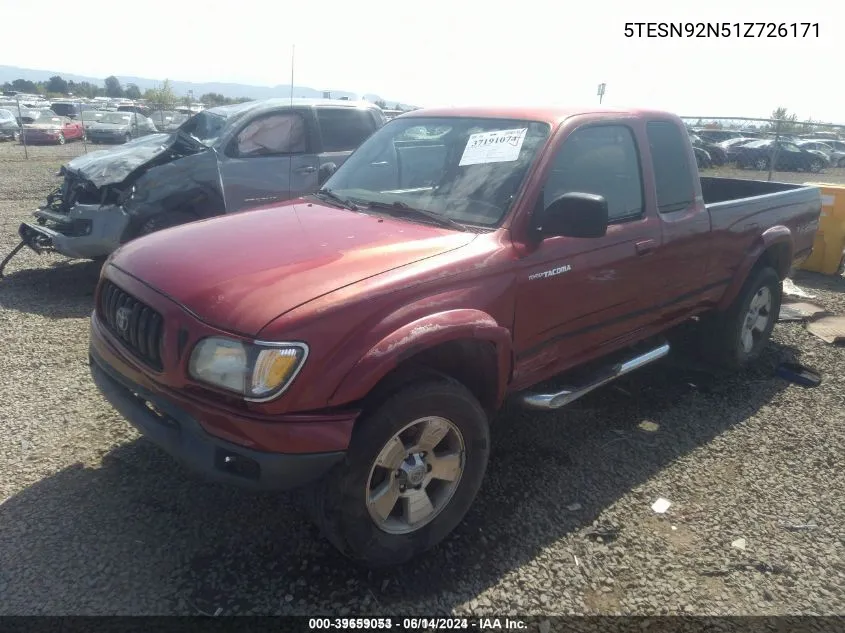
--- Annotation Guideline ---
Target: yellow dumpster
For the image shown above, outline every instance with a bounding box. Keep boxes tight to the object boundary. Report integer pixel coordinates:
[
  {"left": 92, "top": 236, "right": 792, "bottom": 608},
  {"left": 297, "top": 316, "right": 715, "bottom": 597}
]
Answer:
[{"left": 800, "top": 182, "right": 845, "bottom": 275}]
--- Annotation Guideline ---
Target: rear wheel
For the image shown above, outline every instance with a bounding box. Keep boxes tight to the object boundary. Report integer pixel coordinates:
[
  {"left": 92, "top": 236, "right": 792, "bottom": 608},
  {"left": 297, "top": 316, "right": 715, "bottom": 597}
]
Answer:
[
  {"left": 124, "top": 133, "right": 132, "bottom": 144},
  {"left": 303, "top": 379, "right": 490, "bottom": 567},
  {"left": 809, "top": 159, "right": 824, "bottom": 173},
  {"left": 699, "top": 266, "right": 782, "bottom": 370},
  {"left": 837, "top": 158, "right": 845, "bottom": 168}
]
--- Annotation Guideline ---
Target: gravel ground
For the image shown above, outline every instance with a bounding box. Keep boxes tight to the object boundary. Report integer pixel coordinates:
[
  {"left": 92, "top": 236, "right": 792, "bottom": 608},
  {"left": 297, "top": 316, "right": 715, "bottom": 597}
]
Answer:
[{"left": 0, "top": 141, "right": 843, "bottom": 616}]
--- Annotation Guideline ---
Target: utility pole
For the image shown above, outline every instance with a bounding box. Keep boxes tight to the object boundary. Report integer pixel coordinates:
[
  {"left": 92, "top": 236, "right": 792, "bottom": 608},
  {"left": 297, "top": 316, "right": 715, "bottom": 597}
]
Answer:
[{"left": 597, "top": 83, "right": 606, "bottom": 104}]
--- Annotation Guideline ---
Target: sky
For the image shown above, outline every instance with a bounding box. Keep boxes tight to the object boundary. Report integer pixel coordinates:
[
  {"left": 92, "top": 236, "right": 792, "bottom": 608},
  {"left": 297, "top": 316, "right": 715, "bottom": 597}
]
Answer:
[{"left": 0, "top": 0, "right": 839, "bottom": 121}]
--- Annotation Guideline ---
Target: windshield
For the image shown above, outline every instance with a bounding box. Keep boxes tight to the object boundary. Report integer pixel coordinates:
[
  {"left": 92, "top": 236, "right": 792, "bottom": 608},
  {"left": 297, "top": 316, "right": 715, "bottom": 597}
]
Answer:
[
  {"left": 322, "top": 117, "right": 551, "bottom": 227},
  {"left": 98, "top": 112, "right": 134, "bottom": 124},
  {"left": 177, "top": 110, "right": 227, "bottom": 146}
]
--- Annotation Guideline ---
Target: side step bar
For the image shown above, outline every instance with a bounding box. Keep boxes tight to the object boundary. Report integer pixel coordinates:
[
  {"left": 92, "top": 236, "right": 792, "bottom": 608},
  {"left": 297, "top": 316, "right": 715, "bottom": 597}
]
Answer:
[{"left": 520, "top": 342, "right": 671, "bottom": 410}]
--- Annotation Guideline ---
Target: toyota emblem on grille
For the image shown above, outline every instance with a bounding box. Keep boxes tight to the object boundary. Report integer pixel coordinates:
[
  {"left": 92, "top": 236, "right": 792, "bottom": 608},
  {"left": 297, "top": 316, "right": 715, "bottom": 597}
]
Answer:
[{"left": 115, "top": 306, "right": 131, "bottom": 332}]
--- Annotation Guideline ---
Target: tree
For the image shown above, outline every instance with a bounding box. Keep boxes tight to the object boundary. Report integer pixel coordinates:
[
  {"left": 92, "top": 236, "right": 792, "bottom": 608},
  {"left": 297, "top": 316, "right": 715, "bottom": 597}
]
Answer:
[
  {"left": 124, "top": 83, "right": 141, "bottom": 100},
  {"left": 374, "top": 99, "right": 387, "bottom": 109},
  {"left": 104, "top": 75, "right": 124, "bottom": 98},
  {"left": 11, "top": 79, "right": 38, "bottom": 93},
  {"left": 144, "top": 79, "right": 177, "bottom": 109},
  {"left": 770, "top": 107, "right": 799, "bottom": 134},
  {"left": 46, "top": 75, "right": 68, "bottom": 95}
]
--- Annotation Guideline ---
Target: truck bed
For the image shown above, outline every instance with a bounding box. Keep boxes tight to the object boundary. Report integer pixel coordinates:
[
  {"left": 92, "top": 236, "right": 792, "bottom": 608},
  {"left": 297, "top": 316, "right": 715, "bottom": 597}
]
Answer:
[{"left": 701, "top": 176, "right": 821, "bottom": 261}]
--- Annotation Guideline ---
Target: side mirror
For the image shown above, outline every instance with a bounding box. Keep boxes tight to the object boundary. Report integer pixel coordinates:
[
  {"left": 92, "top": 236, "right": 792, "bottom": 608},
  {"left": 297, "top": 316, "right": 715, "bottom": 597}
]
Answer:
[
  {"left": 318, "top": 162, "right": 337, "bottom": 186},
  {"left": 539, "top": 192, "right": 608, "bottom": 239}
]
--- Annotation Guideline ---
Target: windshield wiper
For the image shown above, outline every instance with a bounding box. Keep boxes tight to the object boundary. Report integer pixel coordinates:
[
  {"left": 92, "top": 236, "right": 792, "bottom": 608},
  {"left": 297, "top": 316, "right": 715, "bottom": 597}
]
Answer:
[
  {"left": 363, "top": 200, "right": 466, "bottom": 231},
  {"left": 312, "top": 188, "right": 361, "bottom": 211}
]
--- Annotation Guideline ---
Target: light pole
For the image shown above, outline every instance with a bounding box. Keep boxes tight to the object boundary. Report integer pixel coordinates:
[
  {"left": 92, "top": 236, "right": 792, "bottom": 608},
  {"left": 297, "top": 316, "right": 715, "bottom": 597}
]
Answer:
[{"left": 597, "top": 83, "right": 606, "bottom": 104}]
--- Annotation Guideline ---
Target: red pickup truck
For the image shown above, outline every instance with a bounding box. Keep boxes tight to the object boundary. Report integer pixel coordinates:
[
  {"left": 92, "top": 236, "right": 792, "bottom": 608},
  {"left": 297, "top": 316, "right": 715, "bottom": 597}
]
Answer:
[{"left": 88, "top": 106, "right": 822, "bottom": 567}]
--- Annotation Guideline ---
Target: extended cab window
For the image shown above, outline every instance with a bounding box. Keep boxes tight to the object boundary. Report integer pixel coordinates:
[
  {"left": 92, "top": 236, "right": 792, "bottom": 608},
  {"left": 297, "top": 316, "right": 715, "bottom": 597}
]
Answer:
[
  {"left": 234, "top": 112, "right": 307, "bottom": 157},
  {"left": 543, "top": 125, "right": 643, "bottom": 222},
  {"left": 317, "top": 108, "right": 376, "bottom": 152},
  {"left": 647, "top": 121, "right": 695, "bottom": 213}
]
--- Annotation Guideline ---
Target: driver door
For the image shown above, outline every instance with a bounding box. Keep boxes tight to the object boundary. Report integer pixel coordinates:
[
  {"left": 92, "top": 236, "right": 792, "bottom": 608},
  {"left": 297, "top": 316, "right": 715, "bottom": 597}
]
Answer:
[{"left": 218, "top": 110, "right": 319, "bottom": 213}]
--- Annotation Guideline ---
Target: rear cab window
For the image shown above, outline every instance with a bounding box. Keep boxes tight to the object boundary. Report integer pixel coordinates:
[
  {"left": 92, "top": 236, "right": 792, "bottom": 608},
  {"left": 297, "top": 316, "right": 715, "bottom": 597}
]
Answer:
[
  {"left": 316, "top": 107, "right": 378, "bottom": 152},
  {"left": 646, "top": 121, "right": 695, "bottom": 213}
]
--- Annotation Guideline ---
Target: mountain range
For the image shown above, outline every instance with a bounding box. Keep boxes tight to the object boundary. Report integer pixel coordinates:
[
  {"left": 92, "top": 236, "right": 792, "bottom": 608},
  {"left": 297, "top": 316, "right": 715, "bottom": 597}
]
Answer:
[{"left": 0, "top": 65, "right": 416, "bottom": 109}]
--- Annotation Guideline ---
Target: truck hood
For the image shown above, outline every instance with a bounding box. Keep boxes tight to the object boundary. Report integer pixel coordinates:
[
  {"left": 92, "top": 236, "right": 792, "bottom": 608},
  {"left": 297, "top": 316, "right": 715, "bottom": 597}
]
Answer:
[
  {"left": 64, "top": 132, "right": 177, "bottom": 187},
  {"left": 110, "top": 200, "right": 477, "bottom": 335}
]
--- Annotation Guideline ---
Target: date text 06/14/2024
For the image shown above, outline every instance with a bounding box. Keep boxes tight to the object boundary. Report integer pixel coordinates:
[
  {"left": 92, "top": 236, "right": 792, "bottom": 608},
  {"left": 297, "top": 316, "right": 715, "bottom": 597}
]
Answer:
[
  {"left": 624, "top": 22, "right": 819, "bottom": 38},
  {"left": 308, "top": 617, "right": 528, "bottom": 630}
]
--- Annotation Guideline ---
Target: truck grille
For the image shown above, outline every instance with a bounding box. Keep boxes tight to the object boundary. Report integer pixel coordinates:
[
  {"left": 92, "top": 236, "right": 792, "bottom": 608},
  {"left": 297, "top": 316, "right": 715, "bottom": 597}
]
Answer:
[{"left": 98, "top": 280, "right": 164, "bottom": 370}]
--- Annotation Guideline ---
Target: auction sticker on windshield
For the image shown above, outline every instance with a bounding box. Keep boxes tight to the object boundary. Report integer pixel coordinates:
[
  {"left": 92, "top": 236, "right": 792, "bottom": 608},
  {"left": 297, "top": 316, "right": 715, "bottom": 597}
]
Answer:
[{"left": 459, "top": 128, "right": 528, "bottom": 166}]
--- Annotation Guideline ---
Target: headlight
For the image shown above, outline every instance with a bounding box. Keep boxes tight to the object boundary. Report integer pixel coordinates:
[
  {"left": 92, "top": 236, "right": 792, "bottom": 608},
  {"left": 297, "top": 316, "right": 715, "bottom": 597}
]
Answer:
[{"left": 188, "top": 337, "right": 308, "bottom": 401}]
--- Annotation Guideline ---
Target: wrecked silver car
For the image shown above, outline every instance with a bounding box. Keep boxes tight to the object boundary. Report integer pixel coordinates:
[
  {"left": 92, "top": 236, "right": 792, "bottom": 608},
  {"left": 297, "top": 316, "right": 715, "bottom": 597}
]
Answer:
[{"left": 1, "top": 98, "right": 386, "bottom": 276}]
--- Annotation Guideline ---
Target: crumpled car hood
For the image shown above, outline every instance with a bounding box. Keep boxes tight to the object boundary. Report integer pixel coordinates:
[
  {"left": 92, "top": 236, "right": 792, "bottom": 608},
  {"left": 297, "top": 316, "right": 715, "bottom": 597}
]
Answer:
[
  {"left": 64, "top": 133, "right": 177, "bottom": 187},
  {"left": 110, "top": 200, "right": 477, "bottom": 335}
]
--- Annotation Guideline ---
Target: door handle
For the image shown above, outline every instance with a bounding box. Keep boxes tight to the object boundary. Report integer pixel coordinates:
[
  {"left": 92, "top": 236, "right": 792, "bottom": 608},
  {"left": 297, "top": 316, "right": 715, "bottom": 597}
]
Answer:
[
  {"left": 295, "top": 165, "right": 317, "bottom": 174},
  {"left": 635, "top": 239, "right": 656, "bottom": 255}
]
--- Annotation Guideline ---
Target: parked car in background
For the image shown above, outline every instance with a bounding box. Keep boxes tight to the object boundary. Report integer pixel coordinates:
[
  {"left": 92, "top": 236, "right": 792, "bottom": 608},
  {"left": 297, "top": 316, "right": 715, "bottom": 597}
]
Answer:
[
  {"left": 86, "top": 112, "right": 158, "bottom": 144},
  {"left": 693, "top": 128, "right": 746, "bottom": 143},
  {"left": 818, "top": 139, "right": 845, "bottom": 154},
  {"left": 51, "top": 101, "right": 85, "bottom": 119},
  {"left": 20, "top": 113, "right": 85, "bottom": 145},
  {"left": 736, "top": 139, "right": 828, "bottom": 172},
  {"left": 689, "top": 133, "right": 727, "bottom": 165},
  {"left": 149, "top": 110, "right": 190, "bottom": 132},
  {"left": 117, "top": 104, "right": 152, "bottom": 117},
  {"left": 692, "top": 145, "right": 712, "bottom": 168},
  {"left": 718, "top": 137, "right": 755, "bottom": 163},
  {"left": 0, "top": 108, "right": 21, "bottom": 142},
  {"left": 80, "top": 109, "right": 106, "bottom": 129},
  {"left": 85, "top": 105, "right": 822, "bottom": 566},
  {"left": 12, "top": 99, "right": 386, "bottom": 264},
  {"left": 795, "top": 139, "right": 845, "bottom": 167}
]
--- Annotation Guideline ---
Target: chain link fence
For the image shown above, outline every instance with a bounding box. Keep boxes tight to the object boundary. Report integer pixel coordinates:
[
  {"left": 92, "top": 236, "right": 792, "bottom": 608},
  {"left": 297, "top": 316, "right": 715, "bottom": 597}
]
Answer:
[
  {"left": 681, "top": 116, "right": 845, "bottom": 181},
  {"left": 0, "top": 96, "right": 199, "bottom": 162}
]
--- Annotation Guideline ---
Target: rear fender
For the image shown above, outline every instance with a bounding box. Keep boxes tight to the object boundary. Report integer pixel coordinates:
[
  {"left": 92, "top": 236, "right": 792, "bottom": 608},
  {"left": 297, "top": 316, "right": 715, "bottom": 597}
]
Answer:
[
  {"left": 717, "top": 225, "right": 793, "bottom": 311},
  {"left": 328, "top": 309, "right": 512, "bottom": 409}
]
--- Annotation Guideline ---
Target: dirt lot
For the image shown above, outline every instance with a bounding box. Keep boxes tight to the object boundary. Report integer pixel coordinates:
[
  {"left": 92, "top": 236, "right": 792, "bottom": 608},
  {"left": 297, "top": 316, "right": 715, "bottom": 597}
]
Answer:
[{"left": 0, "top": 141, "right": 843, "bottom": 616}]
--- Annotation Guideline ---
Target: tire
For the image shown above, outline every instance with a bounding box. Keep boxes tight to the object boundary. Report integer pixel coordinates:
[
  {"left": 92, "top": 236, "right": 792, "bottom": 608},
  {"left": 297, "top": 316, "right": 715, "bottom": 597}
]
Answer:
[
  {"left": 124, "top": 133, "right": 132, "bottom": 144},
  {"left": 809, "top": 159, "right": 824, "bottom": 173},
  {"left": 137, "top": 210, "right": 197, "bottom": 236},
  {"left": 57, "top": 133, "right": 65, "bottom": 145},
  {"left": 753, "top": 157, "right": 769, "bottom": 171},
  {"left": 699, "top": 266, "right": 782, "bottom": 370},
  {"left": 12, "top": 131, "right": 20, "bottom": 143},
  {"left": 303, "top": 378, "right": 491, "bottom": 567},
  {"left": 837, "top": 158, "right": 845, "bottom": 168}
]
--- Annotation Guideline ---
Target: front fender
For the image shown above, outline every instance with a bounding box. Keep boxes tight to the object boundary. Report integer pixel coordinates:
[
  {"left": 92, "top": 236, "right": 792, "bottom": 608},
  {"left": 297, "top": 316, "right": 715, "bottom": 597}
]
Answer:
[
  {"left": 328, "top": 309, "right": 512, "bottom": 408},
  {"left": 717, "top": 225, "right": 793, "bottom": 311}
]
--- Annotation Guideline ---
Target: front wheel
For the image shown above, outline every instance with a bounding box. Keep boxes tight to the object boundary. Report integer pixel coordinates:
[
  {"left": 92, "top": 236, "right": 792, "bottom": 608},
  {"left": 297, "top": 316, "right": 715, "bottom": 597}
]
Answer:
[
  {"left": 837, "top": 158, "right": 845, "bottom": 168},
  {"left": 304, "top": 379, "right": 490, "bottom": 567},
  {"left": 753, "top": 157, "right": 769, "bottom": 171},
  {"left": 699, "top": 266, "right": 782, "bottom": 370},
  {"left": 57, "top": 132, "right": 65, "bottom": 145},
  {"left": 809, "top": 159, "right": 824, "bottom": 173},
  {"left": 124, "top": 133, "right": 132, "bottom": 144}
]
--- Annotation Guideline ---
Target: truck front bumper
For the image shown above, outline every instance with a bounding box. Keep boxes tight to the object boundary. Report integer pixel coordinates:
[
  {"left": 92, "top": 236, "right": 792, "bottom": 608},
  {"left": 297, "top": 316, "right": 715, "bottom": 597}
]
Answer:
[
  {"left": 24, "top": 203, "right": 129, "bottom": 259},
  {"left": 89, "top": 348, "right": 347, "bottom": 491}
]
